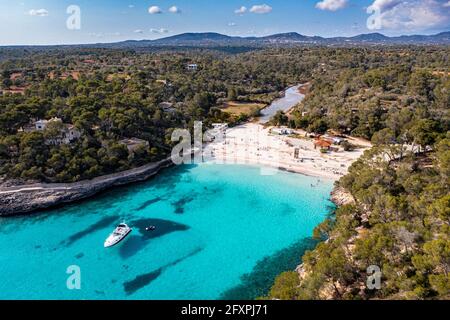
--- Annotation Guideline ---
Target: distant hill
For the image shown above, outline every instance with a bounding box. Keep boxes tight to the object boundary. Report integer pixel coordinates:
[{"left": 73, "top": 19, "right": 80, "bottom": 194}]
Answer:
[
  {"left": 152, "top": 32, "right": 235, "bottom": 44},
  {"left": 391, "top": 31, "right": 450, "bottom": 44},
  {"left": 2, "top": 31, "right": 449, "bottom": 49},
  {"left": 349, "top": 33, "right": 390, "bottom": 42},
  {"left": 109, "top": 31, "right": 450, "bottom": 48}
]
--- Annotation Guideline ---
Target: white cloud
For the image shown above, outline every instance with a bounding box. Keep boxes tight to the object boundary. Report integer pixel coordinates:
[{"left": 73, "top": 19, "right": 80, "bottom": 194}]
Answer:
[
  {"left": 134, "top": 29, "right": 144, "bottom": 34},
  {"left": 234, "top": 6, "right": 247, "bottom": 14},
  {"left": 228, "top": 22, "right": 237, "bottom": 27},
  {"left": 150, "top": 28, "right": 169, "bottom": 34},
  {"left": 443, "top": 0, "right": 450, "bottom": 6},
  {"left": 168, "top": 6, "right": 181, "bottom": 14},
  {"left": 367, "top": 0, "right": 450, "bottom": 31},
  {"left": 249, "top": 4, "right": 273, "bottom": 14},
  {"left": 28, "top": 9, "right": 49, "bottom": 16},
  {"left": 315, "top": 0, "right": 348, "bottom": 11},
  {"left": 89, "top": 32, "right": 104, "bottom": 38},
  {"left": 90, "top": 32, "right": 121, "bottom": 38},
  {"left": 128, "top": 5, "right": 135, "bottom": 8},
  {"left": 148, "top": 6, "right": 162, "bottom": 14}
]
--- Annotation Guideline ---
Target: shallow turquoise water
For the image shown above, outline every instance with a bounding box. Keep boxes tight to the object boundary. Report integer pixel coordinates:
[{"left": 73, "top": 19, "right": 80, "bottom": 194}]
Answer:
[{"left": 0, "top": 164, "right": 334, "bottom": 300}]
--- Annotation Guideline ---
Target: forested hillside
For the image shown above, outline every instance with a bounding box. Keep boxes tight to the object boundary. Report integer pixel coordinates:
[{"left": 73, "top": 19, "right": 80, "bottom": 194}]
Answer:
[
  {"left": 1, "top": 44, "right": 449, "bottom": 299},
  {"left": 268, "top": 46, "right": 450, "bottom": 300},
  {"left": 0, "top": 48, "right": 313, "bottom": 183}
]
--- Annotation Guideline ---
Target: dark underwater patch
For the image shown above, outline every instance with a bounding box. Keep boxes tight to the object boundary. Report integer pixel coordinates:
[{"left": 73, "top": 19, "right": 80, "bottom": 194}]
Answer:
[
  {"left": 62, "top": 215, "right": 119, "bottom": 246},
  {"left": 140, "top": 164, "right": 195, "bottom": 193},
  {"left": 219, "top": 237, "right": 319, "bottom": 300},
  {"left": 202, "top": 185, "right": 223, "bottom": 197},
  {"left": 123, "top": 247, "right": 202, "bottom": 295},
  {"left": 123, "top": 269, "right": 163, "bottom": 295},
  {"left": 118, "top": 218, "right": 190, "bottom": 259},
  {"left": 75, "top": 252, "right": 84, "bottom": 259},
  {"left": 136, "top": 197, "right": 163, "bottom": 211},
  {"left": 280, "top": 203, "right": 296, "bottom": 216},
  {"left": 172, "top": 194, "right": 196, "bottom": 214}
]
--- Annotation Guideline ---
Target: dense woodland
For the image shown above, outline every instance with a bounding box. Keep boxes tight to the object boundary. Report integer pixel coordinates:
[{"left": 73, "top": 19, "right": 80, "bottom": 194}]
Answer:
[
  {"left": 0, "top": 46, "right": 449, "bottom": 299},
  {"left": 0, "top": 48, "right": 312, "bottom": 183},
  {"left": 267, "top": 46, "right": 450, "bottom": 300}
]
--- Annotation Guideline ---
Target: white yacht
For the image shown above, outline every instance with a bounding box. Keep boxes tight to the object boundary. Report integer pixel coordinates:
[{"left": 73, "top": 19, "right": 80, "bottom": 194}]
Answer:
[{"left": 104, "top": 223, "right": 132, "bottom": 248}]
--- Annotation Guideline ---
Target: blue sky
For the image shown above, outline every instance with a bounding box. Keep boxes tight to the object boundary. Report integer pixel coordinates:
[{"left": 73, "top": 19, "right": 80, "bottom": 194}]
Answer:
[{"left": 1, "top": 0, "right": 449, "bottom": 45}]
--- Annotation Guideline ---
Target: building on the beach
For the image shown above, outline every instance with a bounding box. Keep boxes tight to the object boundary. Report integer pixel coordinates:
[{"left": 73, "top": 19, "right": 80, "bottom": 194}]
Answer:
[
  {"left": 314, "top": 139, "right": 332, "bottom": 151},
  {"left": 119, "top": 138, "right": 149, "bottom": 153},
  {"left": 271, "top": 127, "right": 293, "bottom": 135},
  {"left": 331, "top": 137, "right": 345, "bottom": 145}
]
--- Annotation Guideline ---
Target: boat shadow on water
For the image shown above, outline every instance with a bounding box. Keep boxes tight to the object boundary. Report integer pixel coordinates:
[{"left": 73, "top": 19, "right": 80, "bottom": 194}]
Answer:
[
  {"left": 123, "top": 247, "right": 203, "bottom": 296},
  {"left": 117, "top": 218, "right": 190, "bottom": 259}
]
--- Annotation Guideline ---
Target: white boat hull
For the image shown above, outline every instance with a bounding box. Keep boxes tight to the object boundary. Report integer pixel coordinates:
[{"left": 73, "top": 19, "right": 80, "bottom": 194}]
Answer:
[{"left": 104, "top": 228, "right": 132, "bottom": 248}]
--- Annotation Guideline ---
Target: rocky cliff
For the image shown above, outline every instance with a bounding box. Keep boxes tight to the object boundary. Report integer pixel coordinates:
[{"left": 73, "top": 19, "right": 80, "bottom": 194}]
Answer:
[{"left": 0, "top": 159, "right": 173, "bottom": 216}]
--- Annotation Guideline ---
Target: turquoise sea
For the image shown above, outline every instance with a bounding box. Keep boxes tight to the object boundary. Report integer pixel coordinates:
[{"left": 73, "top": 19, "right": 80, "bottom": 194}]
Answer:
[{"left": 0, "top": 164, "right": 334, "bottom": 300}]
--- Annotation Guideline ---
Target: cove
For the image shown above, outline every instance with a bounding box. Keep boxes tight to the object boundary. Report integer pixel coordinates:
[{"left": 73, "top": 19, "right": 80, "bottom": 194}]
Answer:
[{"left": 0, "top": 163, "right": 334, "bottom": 300}]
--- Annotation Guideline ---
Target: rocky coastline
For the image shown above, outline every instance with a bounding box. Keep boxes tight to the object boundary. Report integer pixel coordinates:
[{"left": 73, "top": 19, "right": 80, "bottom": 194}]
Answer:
[
  {"left": 293, "top": 185, "right": 355, "bottom": 298},
  {"left": 330, "top": 186, "right": 355, "bottom": 207},
  {"left": 0, "top": 158, "right": 173, "bottom": 216}
]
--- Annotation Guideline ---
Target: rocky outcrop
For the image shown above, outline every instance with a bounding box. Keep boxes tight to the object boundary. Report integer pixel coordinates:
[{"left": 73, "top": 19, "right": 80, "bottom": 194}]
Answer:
[
  {"left": 330, "top": 186, "right": 355, "bottom": 207},
  {"left": 292, "top": 186, "right": 356, "bottom": 295},
  {"left": 0, "top": 158, "right": 173, "bottom": 216}
]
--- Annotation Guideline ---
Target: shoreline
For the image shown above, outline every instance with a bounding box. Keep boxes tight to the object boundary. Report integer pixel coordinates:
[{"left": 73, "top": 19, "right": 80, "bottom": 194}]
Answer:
[
  {"left": 0, "top": 158, "right": 174, "bottom": 216},
  {"left": 203, "top": 156, "right": 338, "bottom": 181},
  {"left": 0, "top": 83, "right": 364, "bottom": 216},
  {"left": 204, "top": 122, "right": 367, "bottom": 181},
  {"left": 0, "top": 156, "right": 341, "bottom": 217}
]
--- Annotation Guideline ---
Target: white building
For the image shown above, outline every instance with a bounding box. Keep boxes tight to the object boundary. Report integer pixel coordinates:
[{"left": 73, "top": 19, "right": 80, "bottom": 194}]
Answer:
[
  {"left": 33, "top": 118, "right": 81, "bottom": 145},
  {"left": 187, "top": 64, "right": 198, "bottom": 71},
  {"left": 332, "top": 137, "right": 345, "bottom": 145},
  {"left": 35, "top": 117, "right": 62, "bottom": 131},
  {"left": 271, "top": 127, "right": 293, "bottom": 135}
]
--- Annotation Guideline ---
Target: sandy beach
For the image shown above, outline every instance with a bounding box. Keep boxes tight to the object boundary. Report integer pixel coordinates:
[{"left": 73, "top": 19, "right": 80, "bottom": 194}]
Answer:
[{"left": 203, "top": 123, "right": 370, "bottom": 181}]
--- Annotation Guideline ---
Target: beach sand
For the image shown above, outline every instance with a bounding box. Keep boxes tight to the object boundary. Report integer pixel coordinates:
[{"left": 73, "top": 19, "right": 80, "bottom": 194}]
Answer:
[{"left": 203, "top": 123, "right": 370, "bottom": 181}]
